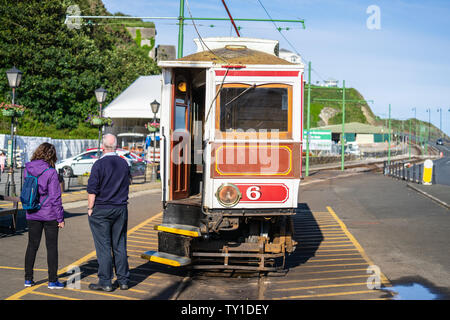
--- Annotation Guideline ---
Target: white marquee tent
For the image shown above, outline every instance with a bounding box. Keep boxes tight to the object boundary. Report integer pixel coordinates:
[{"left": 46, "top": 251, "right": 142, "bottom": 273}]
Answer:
[{"left": 103, "top": 75, "right": 162, "bottom": 119}]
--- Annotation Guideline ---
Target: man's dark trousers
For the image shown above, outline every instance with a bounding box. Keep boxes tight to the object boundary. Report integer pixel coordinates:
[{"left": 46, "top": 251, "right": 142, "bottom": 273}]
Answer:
[{"left": 88, "top": 207, "right": 130, "bottom": 287}]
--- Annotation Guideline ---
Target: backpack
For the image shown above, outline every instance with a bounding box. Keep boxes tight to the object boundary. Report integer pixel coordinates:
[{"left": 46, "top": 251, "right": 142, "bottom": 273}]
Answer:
[{"left": 20, "top": 167, "right": 50, "bottom": 211}]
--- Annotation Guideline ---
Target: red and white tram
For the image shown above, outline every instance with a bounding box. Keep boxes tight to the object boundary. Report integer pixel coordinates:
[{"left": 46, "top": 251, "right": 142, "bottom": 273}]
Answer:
[{"left": 142, "top": 37, "right": 304, "bottom": 272}]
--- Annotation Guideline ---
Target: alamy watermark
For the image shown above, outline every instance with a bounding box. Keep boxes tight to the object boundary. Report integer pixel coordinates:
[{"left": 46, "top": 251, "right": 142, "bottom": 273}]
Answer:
[
  {"left": 66, "top": 265, "right": 81, "bottom": 290},
  {"left": 65, "top": 5, "right": 82, "bottom": 30},
  {"left": 366, "top": 5, "right": 381, "bottom": 30},
  {"left": 366, "top": 265, "right": 382, "bottom": 289}
]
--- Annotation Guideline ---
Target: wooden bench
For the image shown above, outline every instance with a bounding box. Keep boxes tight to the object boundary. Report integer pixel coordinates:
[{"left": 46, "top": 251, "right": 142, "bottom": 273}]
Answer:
[{"left": 0, "top": 195, "right": 20, "bottom": 232}]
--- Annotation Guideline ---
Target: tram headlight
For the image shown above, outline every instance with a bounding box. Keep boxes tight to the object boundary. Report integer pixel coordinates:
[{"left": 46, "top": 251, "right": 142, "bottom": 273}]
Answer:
[{"left": 216, "top": 183, "right": 241, "bottom": 207}]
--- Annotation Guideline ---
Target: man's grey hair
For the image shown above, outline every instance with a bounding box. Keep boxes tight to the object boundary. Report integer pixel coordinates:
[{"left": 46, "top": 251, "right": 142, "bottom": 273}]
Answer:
[{"left": 102, "top": 134, "right": 117, "bottom": 151}]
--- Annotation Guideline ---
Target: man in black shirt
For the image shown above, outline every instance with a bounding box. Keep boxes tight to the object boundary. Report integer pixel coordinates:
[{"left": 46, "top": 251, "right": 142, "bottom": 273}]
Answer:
[{"left": 87, "top": 134, "right": 131, "bottom": 292}]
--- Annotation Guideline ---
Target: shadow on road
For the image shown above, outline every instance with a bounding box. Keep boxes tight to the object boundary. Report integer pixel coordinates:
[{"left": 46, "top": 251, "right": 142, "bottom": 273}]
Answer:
[{"left": 285, "top": 203, "right": 323, "bottom": 269}]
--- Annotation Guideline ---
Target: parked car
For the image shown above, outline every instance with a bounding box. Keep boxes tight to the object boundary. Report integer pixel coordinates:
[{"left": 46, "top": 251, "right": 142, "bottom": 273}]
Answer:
[
  {"left": 56, "top": 148, "right": 144, "bottom": 178},
  {"left": 344, "top": 143, "right": 360, "bottom": 156}
]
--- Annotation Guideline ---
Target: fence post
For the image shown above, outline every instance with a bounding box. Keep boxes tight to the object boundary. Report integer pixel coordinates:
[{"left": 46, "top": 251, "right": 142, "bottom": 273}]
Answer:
[
  {"left": 418, "top": 164, "right": 422, "bottom": 184},
  {"left": 432, "top": 164, "right": 436, "bottom": 185}
]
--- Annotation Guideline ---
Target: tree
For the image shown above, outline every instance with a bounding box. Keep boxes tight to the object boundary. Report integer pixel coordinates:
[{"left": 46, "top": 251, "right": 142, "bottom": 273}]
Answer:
[{"left": 0, "top": 0, "right": 159, "bottom": 137}]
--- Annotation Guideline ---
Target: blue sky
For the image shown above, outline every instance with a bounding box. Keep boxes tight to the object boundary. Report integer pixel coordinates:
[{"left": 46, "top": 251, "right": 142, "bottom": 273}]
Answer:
[{"left": 102, "top": 0, "right": 450, "bottom": 135}]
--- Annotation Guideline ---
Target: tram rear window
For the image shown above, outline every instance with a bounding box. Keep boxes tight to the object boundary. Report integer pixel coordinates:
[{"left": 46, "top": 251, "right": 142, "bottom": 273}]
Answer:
[{"left": 219, "top": 86, "right": 289, "bottom": 132}]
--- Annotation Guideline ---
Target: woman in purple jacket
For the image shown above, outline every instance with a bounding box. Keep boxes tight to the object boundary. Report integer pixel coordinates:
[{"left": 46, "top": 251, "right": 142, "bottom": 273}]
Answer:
[{"left": 24, "top": 143, "right": 65, "bottom": 289}]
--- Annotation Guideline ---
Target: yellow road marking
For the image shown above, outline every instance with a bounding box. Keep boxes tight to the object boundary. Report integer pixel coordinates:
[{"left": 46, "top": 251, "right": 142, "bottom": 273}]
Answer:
[
  {"left": 128, "top": 239, "right": 158, "bottom": 245},
  {"left": 0, "top": 266, "right": 47, "bottom": 272},
  {"left": 128, "top": 235, "right": 158, "bottom": 241},
  {"left": 6, "top": 212, "right": 163, "bottom": 300},
  {"left": 301, "top": 258, "right": 366, "bottom": 263},
  {"left": 131, "top": 231, "right": 158, "bottom": 236},
  {"left": 314, "top": 248, "right": 358, "bottom": 252},
  {"left": 301, "top": 240, "right": 351, "bottom": 244},
  {"left": 299, "top": 244, "right": 355, "bottom": 249},
  {"left": 128, "top": 244, "right": 157, "bottom": 249},
  {"left": 310, "top": 252, "right": 362, "bottom": 257},
  {"left": 274, "top": 289, "right": 381, "bottom": 300},
  {"left": 297, "top": 263, "right": 368, "bottom": 268},
  {"left": 274, "top": 282, "right": 369, "bottom": 291},
  {"left": 65, "top": 287, "right": 138, "bottom": 300},
  {"left": 272, "top": 274, "right": 371, "bottom": 284},
  {"left": 326, "top": 206, "right": 391, "bottom": 287},
  {"left": 290, "top": 268, "right": 369, "bottom": 275},
  {"left": 29, "top": 291, "right": 80, "bottom": 300}
]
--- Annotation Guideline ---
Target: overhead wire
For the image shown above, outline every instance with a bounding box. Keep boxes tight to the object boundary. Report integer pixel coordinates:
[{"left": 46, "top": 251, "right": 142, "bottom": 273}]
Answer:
[
  {"left": 255, "top": 0, "right": 331, "bottom": 83},
  {"left": 184, "top": 0, "right": 231, "bottom": 64},
  {"left": 184, "top": 0, "right": 232, "bottom": 124}
]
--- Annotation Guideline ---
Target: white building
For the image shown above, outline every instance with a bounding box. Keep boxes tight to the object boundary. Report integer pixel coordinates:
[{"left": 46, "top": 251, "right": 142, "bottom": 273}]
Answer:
[
  {"left": 322, "top": 78, "right": 339, "bottom": 87},
  {"left": 278, "top": 48, "right": 303, "bottom": 65}
]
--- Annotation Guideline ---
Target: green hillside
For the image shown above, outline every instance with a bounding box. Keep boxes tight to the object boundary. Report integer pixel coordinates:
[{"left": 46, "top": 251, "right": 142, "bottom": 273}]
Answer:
[
  {"left": 303, "top": 85, "right": 375, "bottom": 129},
  {"left": 0, "top": 0, "right": 159, "bottom": 139},
  {"left": 303, "top": 85, "right": 448, "bottom": 140}
]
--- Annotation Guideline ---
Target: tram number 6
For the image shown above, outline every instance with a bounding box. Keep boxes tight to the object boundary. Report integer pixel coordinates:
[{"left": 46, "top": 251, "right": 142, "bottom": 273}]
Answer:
[{"left": 246, "top": 186, "right": 261, "bottom": 200}]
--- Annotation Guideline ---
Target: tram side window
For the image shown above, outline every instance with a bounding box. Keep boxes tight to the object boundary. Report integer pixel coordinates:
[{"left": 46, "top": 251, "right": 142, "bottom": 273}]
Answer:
[{"left": 219, "top": 87, "right": 289, "bottom": 132}]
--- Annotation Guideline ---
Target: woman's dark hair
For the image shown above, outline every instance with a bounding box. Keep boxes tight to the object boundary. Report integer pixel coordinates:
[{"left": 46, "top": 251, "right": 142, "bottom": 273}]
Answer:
[{"left": 31, "top": 143, "right": 57, "bottom": 168}]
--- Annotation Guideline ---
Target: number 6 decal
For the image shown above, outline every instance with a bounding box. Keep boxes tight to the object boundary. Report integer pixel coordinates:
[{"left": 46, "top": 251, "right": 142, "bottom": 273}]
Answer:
[{"left": 246, "top": 186, "right": 261, "bottom": 200}]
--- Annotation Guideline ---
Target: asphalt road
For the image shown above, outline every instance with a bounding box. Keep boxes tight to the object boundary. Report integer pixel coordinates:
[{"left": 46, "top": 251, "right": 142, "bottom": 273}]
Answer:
[
  {"left": 301, "top": 171, "right": 450, "bottom": 299},
  {"left": 433, "top": 142, "right": 450, "bottom": 186}
]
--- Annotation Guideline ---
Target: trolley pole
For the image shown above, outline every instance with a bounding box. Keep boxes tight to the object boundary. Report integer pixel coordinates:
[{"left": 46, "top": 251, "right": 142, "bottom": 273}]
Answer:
[
  {"left": 305, "top": 61, "right": 311, "bottom": 177},
  {"left": 341, "top": 80, "right": 346, "bottom": 171},
  {"left": 177, "top": 0, "right": 185, "bottom": 58},
  {"left": 388, "top": 104, "right": 391, "bottom": 166}
]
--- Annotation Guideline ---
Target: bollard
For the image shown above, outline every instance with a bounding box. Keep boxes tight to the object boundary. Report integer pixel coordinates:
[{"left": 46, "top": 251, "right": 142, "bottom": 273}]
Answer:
[{"left": 422, "top": 159, "right": 433, "bottom": 185}]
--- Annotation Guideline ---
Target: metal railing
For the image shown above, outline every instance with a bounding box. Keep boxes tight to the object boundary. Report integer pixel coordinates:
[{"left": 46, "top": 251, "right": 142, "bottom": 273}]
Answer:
[{"left": 383, "top": 160, "right": 436, "bottom": 185}]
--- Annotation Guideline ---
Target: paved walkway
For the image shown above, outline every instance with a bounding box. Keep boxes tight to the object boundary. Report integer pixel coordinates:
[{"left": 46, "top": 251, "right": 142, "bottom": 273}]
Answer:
[{"left": 406, "top": 183, "right": 450, "bottom": 210}]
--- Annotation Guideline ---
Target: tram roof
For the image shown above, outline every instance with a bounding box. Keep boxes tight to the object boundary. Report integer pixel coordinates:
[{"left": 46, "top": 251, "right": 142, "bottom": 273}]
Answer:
[{"left": 175, "top": 46, "right": 296, "bottom": 66}]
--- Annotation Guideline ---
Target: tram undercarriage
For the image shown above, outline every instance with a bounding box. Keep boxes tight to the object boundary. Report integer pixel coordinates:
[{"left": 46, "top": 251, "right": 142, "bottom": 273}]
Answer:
[{"left": 143, "top": 199, "right": 297, "bottom": 272}]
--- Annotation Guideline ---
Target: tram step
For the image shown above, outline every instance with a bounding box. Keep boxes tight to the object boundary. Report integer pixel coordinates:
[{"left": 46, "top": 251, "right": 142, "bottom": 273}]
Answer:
[
  {"left": 141, "top": 250, "right": 192, "bottom": 267},
  {"left": 154, "top": 223, "right": 201, "bottom": 237}
]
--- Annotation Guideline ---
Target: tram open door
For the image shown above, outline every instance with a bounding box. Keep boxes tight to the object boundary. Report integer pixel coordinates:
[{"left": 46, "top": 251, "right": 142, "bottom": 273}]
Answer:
[{"left": 142, "top": 38, "right": 304, "bottom": 271}]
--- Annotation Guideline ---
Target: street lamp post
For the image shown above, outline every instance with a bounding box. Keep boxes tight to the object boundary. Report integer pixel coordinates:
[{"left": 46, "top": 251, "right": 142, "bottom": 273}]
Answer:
[
  {"left": 94, "top": 87, "right": 107, "bottom": 157},
  {"left": 341, "top": 80, "right": 346, "bottom": 171},
  {"left": 150, "top": 99, "right": 160, "bottom": 181},
  {"left": 426, "top": 108, "right": 431, "bottom": 154},
  {"left": 305, "top": 61, "right": 311, "bottom": 177},
  {"left": 437, "top": 108, "right": 442, "bottom": 139},
  {"left": 388, "top": 104, "right": 391, "bottom": 166},
  {"left": 409, "top": 118, "right": 412, "bottom": 160},
  {"left": 5, "top": 66, "right": 23, "bottom": 196}
]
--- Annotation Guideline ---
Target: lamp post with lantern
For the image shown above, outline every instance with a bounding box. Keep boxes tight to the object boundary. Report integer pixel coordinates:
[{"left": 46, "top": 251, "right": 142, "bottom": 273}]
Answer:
[
  {"left": 94, "top": 87, "right": 107, "bottom": 157},
  {"left": 150, "top": 99, "right": 160, "bottom": 181},
  {"left": 5, "top": 66, "right": 23, "bottom": 196}
]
